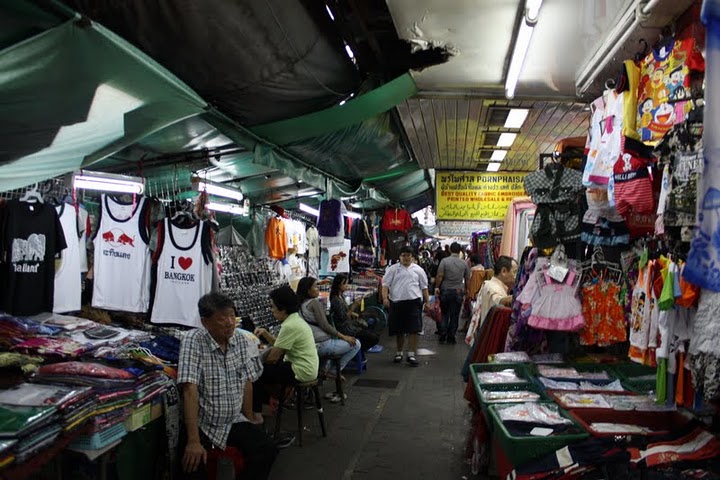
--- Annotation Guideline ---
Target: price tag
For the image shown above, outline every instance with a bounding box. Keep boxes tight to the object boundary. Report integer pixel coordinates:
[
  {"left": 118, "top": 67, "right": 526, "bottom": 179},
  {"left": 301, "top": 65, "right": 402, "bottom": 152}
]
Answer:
[
  {"left": 548, "top": 264, "right": 569, "bottom": 283},
  {"left": 530, "top": 427, "right": 554, "bottom": 437}
]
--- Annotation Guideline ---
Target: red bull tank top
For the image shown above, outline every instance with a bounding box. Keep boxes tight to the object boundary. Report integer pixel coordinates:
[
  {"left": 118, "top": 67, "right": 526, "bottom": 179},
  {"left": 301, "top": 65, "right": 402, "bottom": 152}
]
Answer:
[{"left": 92, "top": 194, "right": 151, "bottom": 313}]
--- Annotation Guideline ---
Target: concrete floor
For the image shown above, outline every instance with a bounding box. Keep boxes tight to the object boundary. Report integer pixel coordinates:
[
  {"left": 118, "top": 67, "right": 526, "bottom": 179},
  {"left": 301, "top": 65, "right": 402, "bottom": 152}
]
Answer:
[{"left": 268, "top": 317, "right": 480, "bottom": 480}]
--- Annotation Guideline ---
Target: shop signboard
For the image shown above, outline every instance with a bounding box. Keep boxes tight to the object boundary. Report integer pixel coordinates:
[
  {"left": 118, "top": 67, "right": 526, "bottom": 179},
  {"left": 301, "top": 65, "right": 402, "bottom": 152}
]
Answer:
[
  {"left": 435, "top": 171, "right": 528, "bottom": 221},
  {"left": 436, "top": 221, "right": 492, "bottom": 238}
]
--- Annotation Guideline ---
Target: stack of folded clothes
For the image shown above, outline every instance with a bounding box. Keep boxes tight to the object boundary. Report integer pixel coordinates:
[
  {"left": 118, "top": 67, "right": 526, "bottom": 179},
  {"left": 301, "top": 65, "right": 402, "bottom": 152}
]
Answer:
[{"left": 0, "top": 404, "right": 59, "bottom": 463}]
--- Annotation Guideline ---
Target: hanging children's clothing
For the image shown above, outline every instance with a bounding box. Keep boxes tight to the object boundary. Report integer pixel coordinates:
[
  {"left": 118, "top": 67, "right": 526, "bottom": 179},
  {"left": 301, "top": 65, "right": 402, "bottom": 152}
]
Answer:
[
  {"left": 629, "top": 262, "right": 652, "bottom": 364},
  {"left": 582, "top": 97, "right": 606, "bottom": 187},
  {"left": 1, "top": 200, "right": 67, "bottom": 316},
  {"left": 53, "top": 203, "right": 82, "bottom": 313},
  {"left": 612, "top": 137, "right": 657, "bottom": 218},
  {"left": 526, "top": 264, "right": 584, "bottom": 332},
  {"left": 636, "top": 36, "right": 705, "bottom": 143},
  {"left": 524, "top": 164, "right": 584, "bottom": 250},
  {"left": 585, "top": 91, "right": 625, "bottom": 185},
  {"left": 150, "top": 218, "right": 213, "bottom": 328},
  {"left": 92, "top": 195, "right": 151, "bottom": 313},
  {"left": 579, "top": 276, "right": 627, "bottom": 346},
  {"left": 506, "top": 251, "right": 547, "bottom": 354}
]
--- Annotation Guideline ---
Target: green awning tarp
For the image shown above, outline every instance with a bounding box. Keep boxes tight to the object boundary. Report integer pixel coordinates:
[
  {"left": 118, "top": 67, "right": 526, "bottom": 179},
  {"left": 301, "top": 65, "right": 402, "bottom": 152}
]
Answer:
[
  {"left": 0, "top": 18, "right": 207, "bottom": 191},
  {"left": 250, "top": 74, "right": 417, "bottom": 145}
]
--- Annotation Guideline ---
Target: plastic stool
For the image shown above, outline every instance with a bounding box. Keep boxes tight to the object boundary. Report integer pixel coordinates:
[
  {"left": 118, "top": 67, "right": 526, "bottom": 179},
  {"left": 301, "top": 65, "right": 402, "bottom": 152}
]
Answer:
[
  {"left": 274, "top": 379, "right": 327, "bottom": 447},
  {"left": 345, "top": 349, "right": 367, "bottom": 375}
]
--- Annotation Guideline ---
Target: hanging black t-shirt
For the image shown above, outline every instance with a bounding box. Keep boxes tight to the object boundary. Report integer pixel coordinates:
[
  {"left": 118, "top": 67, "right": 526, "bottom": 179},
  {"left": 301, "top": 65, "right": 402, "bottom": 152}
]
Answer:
[
  {"left": 384, "top": 230, "right": 409, "bottom": 262},
  {"left": 1, "top": 200, "right": 66, "bottom": 315}
]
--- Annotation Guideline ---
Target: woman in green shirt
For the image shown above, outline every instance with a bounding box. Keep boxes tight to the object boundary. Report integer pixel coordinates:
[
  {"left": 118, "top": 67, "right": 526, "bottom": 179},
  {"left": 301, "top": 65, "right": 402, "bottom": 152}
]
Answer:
[{"left": 253, "top": 286, "right": 319, "bottom": 415}]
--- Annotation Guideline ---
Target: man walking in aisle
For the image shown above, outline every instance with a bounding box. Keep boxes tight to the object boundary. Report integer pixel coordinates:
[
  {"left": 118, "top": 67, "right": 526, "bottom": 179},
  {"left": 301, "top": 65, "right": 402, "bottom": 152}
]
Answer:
[
  {"left": 465, "top": 256, "right": 518, "bottom": 345},
  {"left": 434, "top": 242, "right": 471, "bottom": 344},
  {"left": 383, "top": 246, "right": 430, "bottom": 366},
  {"left": 178, "top": 292, "right": 277, "bottom": 480}
]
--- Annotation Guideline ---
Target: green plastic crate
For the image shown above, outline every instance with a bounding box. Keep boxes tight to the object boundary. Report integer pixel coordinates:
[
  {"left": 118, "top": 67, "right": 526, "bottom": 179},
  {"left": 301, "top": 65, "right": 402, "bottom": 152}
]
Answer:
[
  {"left": 610, "top": 363, "right": 657, "bottom": 382},
  {"left": 610, "top": 363, "right": 657, "bottom": 394},
  {"left": 479, "top": 383, "right": 549, "bottom": 404},
  {"left": 534, "top": 363, "right": 616, "bottom": 381},
  {"left": 488, "top": 402, "right": 589, "bottom": 466},
  {"left": 477, "top": 383, "right": 550, "bottom": 432},
  {"left": 470, "top": 363, "right": 533, "bottom": 389}
]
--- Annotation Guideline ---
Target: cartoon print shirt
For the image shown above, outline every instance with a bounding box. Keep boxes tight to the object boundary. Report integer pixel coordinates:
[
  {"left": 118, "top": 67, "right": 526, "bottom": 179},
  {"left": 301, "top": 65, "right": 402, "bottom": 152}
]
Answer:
[
  {"left": 1, "top": 200, "right": 66, "bottom": 316},
  {"left": 636, "top": 37, "right": 705, "bottom": 144}
]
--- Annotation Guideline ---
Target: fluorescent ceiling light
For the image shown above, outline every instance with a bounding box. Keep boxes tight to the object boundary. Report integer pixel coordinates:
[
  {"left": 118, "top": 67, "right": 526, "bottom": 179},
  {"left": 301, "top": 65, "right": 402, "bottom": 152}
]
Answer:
[
  {"left": 497, "top": 133, "right": 517, "bottom": 147},
  {"left": 345, "top": 211, "right": 362, "bottom": 219},
  {"left": 325, "top": 4, "right": 335, "bottom": 20},
  {"left": 299, "top": 203, "right": 320, "bottom": 216},
  {"left": 206, "top": 202, "right": 247, "bottom": 216},
  {"left": 504, "top": 109, "right": 530, "bottom": 129},
  {"left": 195, "top": 179, "right": 243, "bottom": 201},
  {"left": 486, "top": 163, "right": 501, "bottom": 172},
  {"left": 73, "top": 171, "right": 145, "bottom": 195},
  {"left": 344, "top": 44, "right": 355, "bottom": 59},
  {"left": 491, "top": 150, "right": 507, "bottom": 161},
  {"left": 505, "top": 0, "right": 543, "bottom": 99}
]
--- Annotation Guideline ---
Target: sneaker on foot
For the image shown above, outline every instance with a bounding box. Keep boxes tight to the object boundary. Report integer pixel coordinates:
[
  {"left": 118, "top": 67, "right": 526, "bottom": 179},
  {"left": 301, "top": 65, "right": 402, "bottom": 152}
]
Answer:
[
  {"left": 406, "top": 355, "right": 419, "bottom": 366},
  {"left": 329, "top": 393, "right": 347, "bottom": 403},
  {"left": 393, "top": 353, "right": 403, "bottom": 363},
  {"left": 447, "top": 336, "right": 457, "bottom": 345}
]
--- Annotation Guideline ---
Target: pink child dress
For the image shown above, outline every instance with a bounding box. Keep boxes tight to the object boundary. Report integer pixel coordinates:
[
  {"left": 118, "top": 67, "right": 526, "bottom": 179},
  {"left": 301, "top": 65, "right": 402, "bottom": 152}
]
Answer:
[{"left": 528, "top": 268, "right": 585, "bottom": 332}]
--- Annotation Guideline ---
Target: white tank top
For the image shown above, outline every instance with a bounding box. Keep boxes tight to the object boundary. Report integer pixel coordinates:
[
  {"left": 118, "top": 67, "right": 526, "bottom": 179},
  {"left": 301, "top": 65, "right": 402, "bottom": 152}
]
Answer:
[
  {"left": 53, "top": 204, "right": 82, "bottom": 313},
  {"left": 92, "top": 195, "right": 151, "bottom": 313},
  {"left": 150, "top": 218, "right": 213, "bottom": 328}
]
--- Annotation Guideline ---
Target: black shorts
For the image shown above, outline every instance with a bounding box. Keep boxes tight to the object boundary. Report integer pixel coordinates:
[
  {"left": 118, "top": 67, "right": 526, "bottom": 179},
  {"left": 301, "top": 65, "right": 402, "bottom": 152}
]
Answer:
[{"left": 388, "top": 298, "right": 423, "bottom": 336}]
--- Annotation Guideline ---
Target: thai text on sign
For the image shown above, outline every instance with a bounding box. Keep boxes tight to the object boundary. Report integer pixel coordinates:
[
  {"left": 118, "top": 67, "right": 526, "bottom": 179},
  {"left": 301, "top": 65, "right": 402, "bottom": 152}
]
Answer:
[{"left": 435, "top": 171, "right": 527, "bottom": 221}]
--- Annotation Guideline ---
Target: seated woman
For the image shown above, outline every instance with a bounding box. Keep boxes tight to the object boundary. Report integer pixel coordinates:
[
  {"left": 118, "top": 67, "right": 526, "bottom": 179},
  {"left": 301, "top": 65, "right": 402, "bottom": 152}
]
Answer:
[
  {"left": 329, "top": 274, "right": 380, "bottom": 353},
  {"left": 296, "top": 277, "right": 361, "bottom": 401},
  {"left": 253, "top": 286, "right": 319, "bottom": 419}
]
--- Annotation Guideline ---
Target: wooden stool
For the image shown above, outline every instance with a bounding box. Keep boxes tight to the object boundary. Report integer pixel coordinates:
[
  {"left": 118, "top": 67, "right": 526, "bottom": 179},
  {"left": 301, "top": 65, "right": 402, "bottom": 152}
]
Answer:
[
  {"left": 206, "top": 445, "right": 245, "bottom": 480},
  {"left": 274, "top": 379, "right": 327, "bottom": 447}
]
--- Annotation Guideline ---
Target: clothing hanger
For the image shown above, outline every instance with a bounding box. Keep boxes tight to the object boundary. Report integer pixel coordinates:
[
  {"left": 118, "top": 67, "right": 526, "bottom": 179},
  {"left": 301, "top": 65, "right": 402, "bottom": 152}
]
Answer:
[
  {"left": 634, "top": 39, "right": 650, "bottom": 63},
  {"left": 19, "top": 183, "right": 43, "bottom": 204}
]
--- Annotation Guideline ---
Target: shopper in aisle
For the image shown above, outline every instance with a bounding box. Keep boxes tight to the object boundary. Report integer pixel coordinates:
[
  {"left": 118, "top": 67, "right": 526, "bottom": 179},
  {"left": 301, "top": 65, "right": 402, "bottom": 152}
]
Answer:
[
  {"left": 435, "top": 242, "right": 471, "bottom": 344},
  {"left": 177, "top": 292, "right": 277, "bottom": 480},
  {"left": 253, "top": 286, "right": 319, "bottom": 413},
  {"left": 296, "top": 277, "right": 361, "bottom": 400},
  {"left": 466, "top": 256, "right": 517, "bottom": 345},
  {"left": 382, "top": 245, "right": 431, "bottom": 366},
  {"left": 329, "top": 274, "right": 380, "bottom": 353}
]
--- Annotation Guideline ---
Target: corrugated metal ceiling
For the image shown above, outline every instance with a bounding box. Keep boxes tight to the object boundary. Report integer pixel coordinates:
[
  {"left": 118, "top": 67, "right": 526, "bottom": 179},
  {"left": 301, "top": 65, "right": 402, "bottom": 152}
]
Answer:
[{"left": 396, "top": 97, "right": 589, "bottom": 172}]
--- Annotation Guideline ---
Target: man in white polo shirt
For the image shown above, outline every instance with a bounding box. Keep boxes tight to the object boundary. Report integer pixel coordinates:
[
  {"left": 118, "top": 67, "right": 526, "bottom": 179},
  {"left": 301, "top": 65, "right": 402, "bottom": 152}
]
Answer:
[{"left": 382, "top": 246, "right": 430, "bottom": 366}]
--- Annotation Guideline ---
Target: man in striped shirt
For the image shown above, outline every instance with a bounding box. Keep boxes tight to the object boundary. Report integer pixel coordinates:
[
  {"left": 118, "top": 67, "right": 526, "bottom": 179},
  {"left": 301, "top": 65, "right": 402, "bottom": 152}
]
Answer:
[{"left": 178, "top": 292, "right": 277, "bottom": 479}]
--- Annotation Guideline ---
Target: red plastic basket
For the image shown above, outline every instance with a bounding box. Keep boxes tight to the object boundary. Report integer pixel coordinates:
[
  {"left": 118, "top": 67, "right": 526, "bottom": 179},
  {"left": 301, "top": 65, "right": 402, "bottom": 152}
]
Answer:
[{"left": 567, "top": 409, "right": 690, "bottom": 437}]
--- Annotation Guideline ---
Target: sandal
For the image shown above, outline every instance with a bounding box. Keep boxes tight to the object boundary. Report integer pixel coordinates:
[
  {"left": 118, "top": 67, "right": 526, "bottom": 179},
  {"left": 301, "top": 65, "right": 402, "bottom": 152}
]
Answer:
[
  {"left": 393, "top": 353, "right": 403, "bottom": 363},
  {"left": 406, "top": 355, "right": 419, "bottom": 366}
]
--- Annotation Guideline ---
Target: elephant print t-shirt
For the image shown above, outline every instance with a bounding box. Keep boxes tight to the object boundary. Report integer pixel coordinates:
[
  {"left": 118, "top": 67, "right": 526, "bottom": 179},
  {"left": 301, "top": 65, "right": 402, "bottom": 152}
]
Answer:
[{"left": 1, "top": 200, "right": 66, "bottom": 315}]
